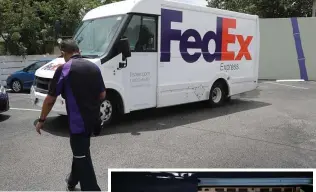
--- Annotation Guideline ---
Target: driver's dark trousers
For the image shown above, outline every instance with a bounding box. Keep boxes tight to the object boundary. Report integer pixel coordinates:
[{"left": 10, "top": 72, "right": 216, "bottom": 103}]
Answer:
[{"left": 68, "top": 134, "right": 101, "bottom": 191}]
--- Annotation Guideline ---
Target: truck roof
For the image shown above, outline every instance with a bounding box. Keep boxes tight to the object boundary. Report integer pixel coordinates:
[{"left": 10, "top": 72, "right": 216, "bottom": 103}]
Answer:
[{"left": 83, "top": 0, "right": 258, "bottom": 21}]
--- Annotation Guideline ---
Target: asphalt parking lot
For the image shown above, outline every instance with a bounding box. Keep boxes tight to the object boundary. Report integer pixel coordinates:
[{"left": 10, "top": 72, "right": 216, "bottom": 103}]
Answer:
[{"left": 1, "top": 80, "right": 316, "bottom": 191}]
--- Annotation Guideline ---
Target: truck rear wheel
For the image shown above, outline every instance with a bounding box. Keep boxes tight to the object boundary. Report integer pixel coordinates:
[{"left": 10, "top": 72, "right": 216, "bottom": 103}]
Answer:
[{"left": 208, "top": 81, "right": 227, "bottom": 107}]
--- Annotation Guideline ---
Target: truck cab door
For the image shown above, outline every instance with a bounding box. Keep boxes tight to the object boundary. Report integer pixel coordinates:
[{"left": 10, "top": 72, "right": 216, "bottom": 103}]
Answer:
[{"left": 120, "top": 14, "right": 158, "bottom": 111}]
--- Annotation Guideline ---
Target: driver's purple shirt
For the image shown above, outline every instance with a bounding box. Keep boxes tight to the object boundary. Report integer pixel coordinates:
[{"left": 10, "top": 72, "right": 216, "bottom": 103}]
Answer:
[{"left": 48, "top": 55, "right": 105, "bottom": 135}]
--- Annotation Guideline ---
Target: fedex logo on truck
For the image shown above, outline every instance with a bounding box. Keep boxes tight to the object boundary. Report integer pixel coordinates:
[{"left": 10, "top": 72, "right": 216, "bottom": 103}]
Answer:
[{"left": 160, "top": 8, "right": 253, "bottom": 63}]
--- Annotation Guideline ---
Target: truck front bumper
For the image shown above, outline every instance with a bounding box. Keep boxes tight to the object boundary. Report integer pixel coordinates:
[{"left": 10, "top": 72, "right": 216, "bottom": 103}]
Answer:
[{"left": 31, "top": 86, "right": 67, "bottom": 115}]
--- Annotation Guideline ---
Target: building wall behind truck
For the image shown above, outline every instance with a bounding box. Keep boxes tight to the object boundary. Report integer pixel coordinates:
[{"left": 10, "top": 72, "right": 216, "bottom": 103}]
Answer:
[
  {"left": 259, "top": 18, "right": 300, "bottom": 80},
  {"left": 298, "top": 17, "right": 316, "bottom": 81},
  {"left": 259, "top": 17, "right": 316, "bottom": 81}
]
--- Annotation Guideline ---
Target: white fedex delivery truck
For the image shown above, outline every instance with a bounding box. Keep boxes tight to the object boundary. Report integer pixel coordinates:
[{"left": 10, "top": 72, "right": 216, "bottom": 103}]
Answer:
[{"left": 32, "top": 0, "right": 260, "bottom": 126}]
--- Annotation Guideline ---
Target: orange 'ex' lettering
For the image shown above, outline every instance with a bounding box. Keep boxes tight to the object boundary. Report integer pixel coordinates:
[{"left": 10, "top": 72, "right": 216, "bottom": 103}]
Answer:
[{"left": 221, "top": 18, "right": 253, "bottom": 61}]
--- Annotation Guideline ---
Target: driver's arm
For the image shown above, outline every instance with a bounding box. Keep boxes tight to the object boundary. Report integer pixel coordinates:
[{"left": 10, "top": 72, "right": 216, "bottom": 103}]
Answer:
[{"left": 39, "top": 65, "right": 64, "bottom": 121}]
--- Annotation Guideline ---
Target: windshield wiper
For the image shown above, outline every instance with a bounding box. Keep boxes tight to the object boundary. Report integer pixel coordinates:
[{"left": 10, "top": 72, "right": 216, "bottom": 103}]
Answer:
[{"left": 77, "top": 36, "right": 84, "bottom": 44}]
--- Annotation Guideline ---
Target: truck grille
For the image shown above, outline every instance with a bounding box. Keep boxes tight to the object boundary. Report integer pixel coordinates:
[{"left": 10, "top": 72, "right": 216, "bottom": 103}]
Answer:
[{"left": 34, "top": 77, "right": 51, "bottom": 94}]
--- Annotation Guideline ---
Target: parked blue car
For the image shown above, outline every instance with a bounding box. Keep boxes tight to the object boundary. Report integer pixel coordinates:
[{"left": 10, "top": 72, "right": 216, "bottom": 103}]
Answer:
[{"left": 6, "top": 59, "right": 52, "bottom": 93}]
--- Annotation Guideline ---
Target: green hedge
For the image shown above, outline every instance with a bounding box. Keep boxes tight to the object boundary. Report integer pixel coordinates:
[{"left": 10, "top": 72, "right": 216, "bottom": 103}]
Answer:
[{"left": 0, "top": 42, "right": 5, "bottom": 55}]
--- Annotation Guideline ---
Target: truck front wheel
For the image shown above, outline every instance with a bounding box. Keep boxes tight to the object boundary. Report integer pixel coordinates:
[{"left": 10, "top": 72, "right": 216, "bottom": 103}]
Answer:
[
  {"left": 100, "top": 94, "right": 120, "bottom": 127},
  {"left": 100, "top": 99, "right": 113, "bottom": 126}
]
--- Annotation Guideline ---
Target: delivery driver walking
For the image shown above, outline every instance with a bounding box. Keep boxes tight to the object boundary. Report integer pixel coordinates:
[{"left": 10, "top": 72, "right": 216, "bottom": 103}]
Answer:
[{"left": 35, "top": 39, "right": 105, "bottom": 191}]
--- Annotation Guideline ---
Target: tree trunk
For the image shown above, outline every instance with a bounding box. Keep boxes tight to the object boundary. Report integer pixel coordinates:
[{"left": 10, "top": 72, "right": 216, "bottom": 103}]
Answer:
[{"left": 313, "top": 0, "right": 316, "bottom": 16}]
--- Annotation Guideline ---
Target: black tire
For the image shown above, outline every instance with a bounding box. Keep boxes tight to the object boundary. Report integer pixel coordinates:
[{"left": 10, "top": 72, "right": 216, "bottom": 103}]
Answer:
[
  {"left": 11, "top": 79, "right": 23, "bottom": 93},
  {"left": 208, "top": 81, "right": 227, "bottom": 107},
  {"left": 100, "top": 94, "right": 120, "bottom": 127},
  {"left": 226, "top": 96, "right": 231, "bottom": 102}
]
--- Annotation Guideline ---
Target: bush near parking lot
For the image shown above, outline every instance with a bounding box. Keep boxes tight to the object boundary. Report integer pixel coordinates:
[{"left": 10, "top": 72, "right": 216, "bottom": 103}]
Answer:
[
  {"left": 0, "top": 0, "right": 120, "bottom": 56},
  {"left": 206, "top": 0, "right": 313, "bottom": 18}
]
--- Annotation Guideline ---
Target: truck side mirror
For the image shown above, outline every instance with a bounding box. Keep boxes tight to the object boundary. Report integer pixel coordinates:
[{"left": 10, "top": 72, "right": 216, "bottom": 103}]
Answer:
[{"left": 117, "top": 37, "right": 131, "bottom": 61}]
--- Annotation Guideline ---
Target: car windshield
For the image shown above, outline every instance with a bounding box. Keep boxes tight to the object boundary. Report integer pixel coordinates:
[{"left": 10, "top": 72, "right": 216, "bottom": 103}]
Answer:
[{"left": 73, "top": 15, "right": 124, "bottom": 57}]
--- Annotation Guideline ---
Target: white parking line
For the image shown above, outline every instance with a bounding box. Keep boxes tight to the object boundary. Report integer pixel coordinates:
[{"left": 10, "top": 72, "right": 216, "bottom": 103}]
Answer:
[
  {"left": 10, "top": 108, "right": 41, "bottom": 112},
  {"left": 276, "top": 79, "right": 305, "bottom": 82},
  {"left": 265, "top": 82, "right": 309, "bottom": 90}
]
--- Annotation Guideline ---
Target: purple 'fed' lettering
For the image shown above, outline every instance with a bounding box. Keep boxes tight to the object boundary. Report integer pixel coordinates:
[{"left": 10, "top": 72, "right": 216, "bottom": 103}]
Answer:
[
  {"left": 160, "top": 8, "right": 182, "bottom": 62},
  {"left": 160, "top": 8, "right": 223, "bottom": 63}
]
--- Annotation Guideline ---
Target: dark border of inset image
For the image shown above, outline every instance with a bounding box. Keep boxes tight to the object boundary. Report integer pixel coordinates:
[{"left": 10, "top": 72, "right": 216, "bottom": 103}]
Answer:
[{"left": 109, "top": 170, "right": 313, "bottom": 192}]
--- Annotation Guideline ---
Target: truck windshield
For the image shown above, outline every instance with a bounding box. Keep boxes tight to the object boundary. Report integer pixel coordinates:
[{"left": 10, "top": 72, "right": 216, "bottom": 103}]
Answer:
[{"left": 73, "top": 15, "right": 124, "bottom": 57}]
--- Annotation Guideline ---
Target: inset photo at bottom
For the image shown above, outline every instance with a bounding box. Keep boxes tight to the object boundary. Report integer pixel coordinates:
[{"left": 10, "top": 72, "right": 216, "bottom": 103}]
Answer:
[{"left": 109, "top": 170, "right": 313, "bottom": 192}]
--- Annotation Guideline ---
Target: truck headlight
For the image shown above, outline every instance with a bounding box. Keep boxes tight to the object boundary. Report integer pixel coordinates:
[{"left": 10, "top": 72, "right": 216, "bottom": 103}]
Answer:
[{"left": 0, "top": 85, "right": 6, "bottom": 94}]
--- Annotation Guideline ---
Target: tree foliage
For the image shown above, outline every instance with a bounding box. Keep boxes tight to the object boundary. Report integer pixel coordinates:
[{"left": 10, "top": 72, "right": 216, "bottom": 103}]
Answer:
[
  {"left": 0, "top": 0, "right": 120, "bottom": 55},
  {"left": 206, "top": 0, "right": 313, "bottom": 18}
]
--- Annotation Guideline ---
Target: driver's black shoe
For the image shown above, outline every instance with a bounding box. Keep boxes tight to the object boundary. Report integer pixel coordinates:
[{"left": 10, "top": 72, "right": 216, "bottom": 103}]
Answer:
[{"left": 65, "top": 174, "right": 77, "bottom": 191}]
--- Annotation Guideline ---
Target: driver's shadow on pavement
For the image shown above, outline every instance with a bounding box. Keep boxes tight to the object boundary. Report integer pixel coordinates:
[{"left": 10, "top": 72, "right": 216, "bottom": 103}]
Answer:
[
  {"left": 33, "top": 115, "right": 69, "bottom": 137},
  {"left": 0, "top": 114, "right": 10, "bottom": 122},
  {"left": 35, "top": 98, "right": 271, "bottom": 138}
]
